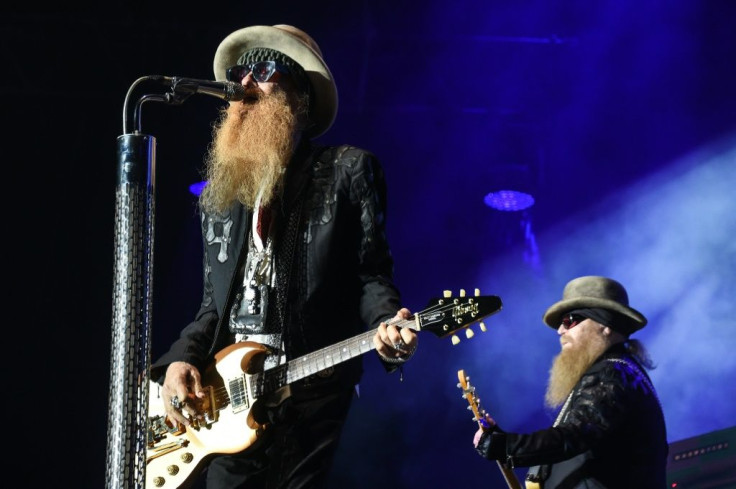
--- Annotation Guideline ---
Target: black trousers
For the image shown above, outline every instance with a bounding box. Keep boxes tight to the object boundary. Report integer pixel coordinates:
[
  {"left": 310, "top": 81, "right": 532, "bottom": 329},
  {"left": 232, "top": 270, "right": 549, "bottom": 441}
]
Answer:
[{"left": 197, "top": 386, "right": 355, "bottom": 489}]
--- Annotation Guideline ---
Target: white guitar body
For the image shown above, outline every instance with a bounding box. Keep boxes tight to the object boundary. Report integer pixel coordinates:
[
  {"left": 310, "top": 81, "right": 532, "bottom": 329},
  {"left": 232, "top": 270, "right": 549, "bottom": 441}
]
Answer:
[
  {"left": 145, "top": 292, "right": 502, "bottom": 488},
  {"left": 146, "top": 342, "right": 271, "bottom": 488}
]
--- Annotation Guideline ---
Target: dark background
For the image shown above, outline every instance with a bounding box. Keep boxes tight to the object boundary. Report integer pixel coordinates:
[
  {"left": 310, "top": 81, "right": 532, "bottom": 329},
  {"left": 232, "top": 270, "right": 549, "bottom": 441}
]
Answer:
[{"left": 5, "top": 1, "right": 735, "bottom": 488}]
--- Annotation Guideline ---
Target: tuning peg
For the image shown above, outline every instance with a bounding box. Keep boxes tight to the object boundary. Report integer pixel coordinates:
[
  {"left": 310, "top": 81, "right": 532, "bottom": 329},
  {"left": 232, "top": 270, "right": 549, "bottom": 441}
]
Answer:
[
  {"left": 465, "top": 329, "right": 474, "bottom": 339},
  {"left": 443, "top": 290, "right": 452, "bottom": 298},
  {"left": 474, "top": 288, "right": 480, "bottom": 296},
  {"left": 459, "top": 289, "right": 466, "bottom": 297},
  {"left": 451, "top": 335, "right": 460, "bottom": 345},
  {"left": 479, "top": 322, "right": 487, "bottom": 332}
]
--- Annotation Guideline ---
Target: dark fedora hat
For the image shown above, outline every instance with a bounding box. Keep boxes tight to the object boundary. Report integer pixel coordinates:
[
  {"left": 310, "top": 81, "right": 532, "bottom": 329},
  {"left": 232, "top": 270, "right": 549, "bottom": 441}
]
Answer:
[{"left": 543, "top": 276, "right": 647, "bottom": 334}]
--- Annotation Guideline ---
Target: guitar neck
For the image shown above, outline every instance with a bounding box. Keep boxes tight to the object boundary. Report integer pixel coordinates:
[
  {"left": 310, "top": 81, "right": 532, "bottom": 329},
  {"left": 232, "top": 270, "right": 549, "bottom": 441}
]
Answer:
[
  {"left": 498, "top": 463, "right": 524, "bottom": 489},
  {"left": 458, "top": 369, "right": 524, "bottom": 489},
  {"left": 250, "top": 293, "right": 502, "bottom": 397},
  {"left": 253, "top": 317, "right": 416, "bottom": 394}
]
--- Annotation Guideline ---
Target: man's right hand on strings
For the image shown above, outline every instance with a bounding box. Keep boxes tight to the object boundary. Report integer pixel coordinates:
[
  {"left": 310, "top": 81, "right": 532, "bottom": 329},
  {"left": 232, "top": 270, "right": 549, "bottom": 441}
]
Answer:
[{"left": 162, "top": 361, "right": 207, "bottom": 426}]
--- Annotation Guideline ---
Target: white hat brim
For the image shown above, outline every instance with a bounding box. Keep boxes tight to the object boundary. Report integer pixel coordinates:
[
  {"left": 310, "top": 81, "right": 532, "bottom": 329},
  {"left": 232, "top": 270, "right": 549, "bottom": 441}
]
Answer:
[{"left": 213, "top": 25, "right": 338, "bottom": 138}]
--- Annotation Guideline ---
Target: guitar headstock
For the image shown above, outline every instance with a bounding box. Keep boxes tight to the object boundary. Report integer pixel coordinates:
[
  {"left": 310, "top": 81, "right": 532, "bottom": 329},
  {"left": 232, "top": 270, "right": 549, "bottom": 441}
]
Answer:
[
  {"left": 457, "top": 369, "right": 488, "bottom": 427},
  {"left": 416, "top": 289, "right": 502, "bottom": 343}
]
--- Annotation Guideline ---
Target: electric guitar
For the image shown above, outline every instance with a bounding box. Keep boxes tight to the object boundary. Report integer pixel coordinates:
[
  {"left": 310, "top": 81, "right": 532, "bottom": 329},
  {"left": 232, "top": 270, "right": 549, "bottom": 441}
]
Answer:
[
  {"left": 457, "top": 369, "right": 524, "bottom": 489},
  {"left": 146, "top": 290, "right": 502, "bottom": 488}
]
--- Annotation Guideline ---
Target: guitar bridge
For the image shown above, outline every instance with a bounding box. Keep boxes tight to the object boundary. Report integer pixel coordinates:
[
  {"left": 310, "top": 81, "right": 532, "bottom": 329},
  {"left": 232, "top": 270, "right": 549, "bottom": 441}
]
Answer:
[
  {"left": 189, "top": 385, "right": 218, "bottom": 428},
  {"left": 148, "top": 414, "right": 185, "bottom": 447}
]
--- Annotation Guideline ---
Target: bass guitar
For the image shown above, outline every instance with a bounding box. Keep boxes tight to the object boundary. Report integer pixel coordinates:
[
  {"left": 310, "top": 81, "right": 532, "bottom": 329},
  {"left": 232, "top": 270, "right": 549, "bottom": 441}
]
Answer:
[
  {"left": 457, "top": 369, "right": 524, "bottom": 489},
  {"left": 146, "top": 290, "right": 502, "bottom": 488}
]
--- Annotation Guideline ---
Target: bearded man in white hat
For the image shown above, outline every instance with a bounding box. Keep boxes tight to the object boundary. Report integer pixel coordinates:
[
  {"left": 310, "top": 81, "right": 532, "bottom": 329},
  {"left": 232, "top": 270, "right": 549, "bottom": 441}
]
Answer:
[
  {"left": 473, "top": 276, "right": 668, "bottom": 489},
  {"left": 150, "top": 24, "right": 417, "bottom": 489}
]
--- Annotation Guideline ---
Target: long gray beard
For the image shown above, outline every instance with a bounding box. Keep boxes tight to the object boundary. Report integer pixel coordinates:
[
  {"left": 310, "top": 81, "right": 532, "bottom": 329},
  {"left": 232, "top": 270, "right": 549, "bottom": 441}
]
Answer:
[{"left": 544, "top": 331, "right": 608, "bottom": 409}]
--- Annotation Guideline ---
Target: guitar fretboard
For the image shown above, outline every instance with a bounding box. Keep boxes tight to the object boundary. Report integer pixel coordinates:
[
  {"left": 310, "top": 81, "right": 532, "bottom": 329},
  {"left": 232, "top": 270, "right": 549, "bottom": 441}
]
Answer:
[{"left": 249, "top": 318, "right": 415, "bottom": 396}]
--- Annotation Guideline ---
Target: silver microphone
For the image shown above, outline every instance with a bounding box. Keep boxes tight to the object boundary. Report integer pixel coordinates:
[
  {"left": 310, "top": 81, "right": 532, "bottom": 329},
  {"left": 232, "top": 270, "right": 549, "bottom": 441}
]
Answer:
[{"left": 168, "top": 77, "right": 246, "bottom": 101}]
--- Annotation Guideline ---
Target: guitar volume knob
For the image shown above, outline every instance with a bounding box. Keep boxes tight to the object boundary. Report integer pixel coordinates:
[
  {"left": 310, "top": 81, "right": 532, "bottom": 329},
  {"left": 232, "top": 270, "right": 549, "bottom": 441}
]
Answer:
[
  {"left": 167, "top": 465, "right": 180, "bottom": 475},
  {"left": 181, "top": 452, "right": 194, "bottom": 463},
  {"left": 152, "top": 476, "right": 165, "bottom": 487}
]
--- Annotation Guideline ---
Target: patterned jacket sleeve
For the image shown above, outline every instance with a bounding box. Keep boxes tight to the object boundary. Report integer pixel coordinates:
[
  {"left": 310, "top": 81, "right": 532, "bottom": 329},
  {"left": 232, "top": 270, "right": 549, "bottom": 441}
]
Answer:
[
  {"left": 340, "top": 146, "right": 405, "bottom": 372},
  {"left": 475, "top": 356, "right": 657, "bottom": 468},
  {"left": 344, "top": 147, "right": 402, "bottom": 327}
]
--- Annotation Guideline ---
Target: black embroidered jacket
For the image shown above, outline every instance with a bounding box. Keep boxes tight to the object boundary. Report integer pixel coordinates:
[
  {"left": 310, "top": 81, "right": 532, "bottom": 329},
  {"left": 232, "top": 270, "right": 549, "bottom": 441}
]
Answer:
[
  {"left": 151, "top": 141, "right": 402, "bottom": 387},
  {"left": 476, "top": 343, "right": 668, "bottom": 489}
]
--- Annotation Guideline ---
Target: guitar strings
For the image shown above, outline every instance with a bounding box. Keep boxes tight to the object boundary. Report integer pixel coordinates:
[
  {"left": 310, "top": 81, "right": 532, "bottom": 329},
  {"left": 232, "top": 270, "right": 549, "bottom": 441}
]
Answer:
[{"left": 198, "top": 300, "right": 464, "bottom": 414}]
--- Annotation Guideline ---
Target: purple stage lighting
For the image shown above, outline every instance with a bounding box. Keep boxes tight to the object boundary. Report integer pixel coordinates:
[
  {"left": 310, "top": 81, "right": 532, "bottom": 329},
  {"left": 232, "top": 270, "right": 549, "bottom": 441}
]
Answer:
[
  {"left": 484, "top": 189, "right": 535, "bottom": 211},
  {"left": 189, "top": 181, "right": 206, "bottom": 197}
]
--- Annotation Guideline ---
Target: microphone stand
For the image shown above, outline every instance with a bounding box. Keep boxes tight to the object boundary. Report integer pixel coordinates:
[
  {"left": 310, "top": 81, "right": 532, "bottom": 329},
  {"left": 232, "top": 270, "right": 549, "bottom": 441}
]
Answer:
[{"left": 104, "top": 77, "right": 194, "bottom": 489}]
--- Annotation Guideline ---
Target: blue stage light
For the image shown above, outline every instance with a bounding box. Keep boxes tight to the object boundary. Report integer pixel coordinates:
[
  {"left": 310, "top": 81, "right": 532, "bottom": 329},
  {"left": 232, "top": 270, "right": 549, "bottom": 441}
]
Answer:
[
  {"left": 189, "top": 181, "right": 206, "bottom": 196},
  {"left": 484, "top": 190, "right": 535, "bottom": 211}
]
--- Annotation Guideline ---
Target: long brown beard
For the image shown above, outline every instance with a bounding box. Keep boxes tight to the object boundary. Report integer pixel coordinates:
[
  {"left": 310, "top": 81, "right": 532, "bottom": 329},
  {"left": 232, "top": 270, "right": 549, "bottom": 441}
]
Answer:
[
  {"left": 544, "top": 324, "right": 609, "bottom": 409},
  {"left": 200, "top": 88, "right": 299, "bottom": 213}
]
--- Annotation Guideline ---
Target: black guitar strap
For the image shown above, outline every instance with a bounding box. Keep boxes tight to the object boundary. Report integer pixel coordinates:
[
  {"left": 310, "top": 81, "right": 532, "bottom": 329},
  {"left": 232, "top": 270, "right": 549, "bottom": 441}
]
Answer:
[
  {"left": 269, "top": 144, "right": 334, "bottom": 360},
  {"left": 271, "top": 195, "right": 303, "bottom": 352}
]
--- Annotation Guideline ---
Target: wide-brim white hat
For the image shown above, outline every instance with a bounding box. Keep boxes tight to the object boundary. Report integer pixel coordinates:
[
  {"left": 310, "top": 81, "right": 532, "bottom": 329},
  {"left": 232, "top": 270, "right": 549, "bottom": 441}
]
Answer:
[{"left": 213, "top": 24, "right": 338, "bottom": 138}]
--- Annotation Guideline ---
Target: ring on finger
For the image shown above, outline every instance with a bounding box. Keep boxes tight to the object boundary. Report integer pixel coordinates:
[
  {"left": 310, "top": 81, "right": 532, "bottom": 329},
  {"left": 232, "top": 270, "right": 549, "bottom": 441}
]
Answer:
[{"left": 170, "top": 396, "right": 183, "bottom": 410}]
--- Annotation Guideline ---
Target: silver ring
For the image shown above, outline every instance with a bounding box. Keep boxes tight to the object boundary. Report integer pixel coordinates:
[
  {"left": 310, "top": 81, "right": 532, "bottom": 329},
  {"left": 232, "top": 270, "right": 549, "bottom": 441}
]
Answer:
[
  {"left": 393, "top": 340, "right": 405, "bottom": 350},
  {"left": 170, "top": 396, "right": 183, "bottom": 410}
]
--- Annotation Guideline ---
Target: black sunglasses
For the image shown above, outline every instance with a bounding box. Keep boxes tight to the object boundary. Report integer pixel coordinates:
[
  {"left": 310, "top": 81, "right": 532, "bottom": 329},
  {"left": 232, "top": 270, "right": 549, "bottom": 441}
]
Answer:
[
  {"left": 561, "top": 313, "right": 587, "bottom": 329},
  {"left": 226, "top": 60, "right": 291, "bottom": 84}
]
